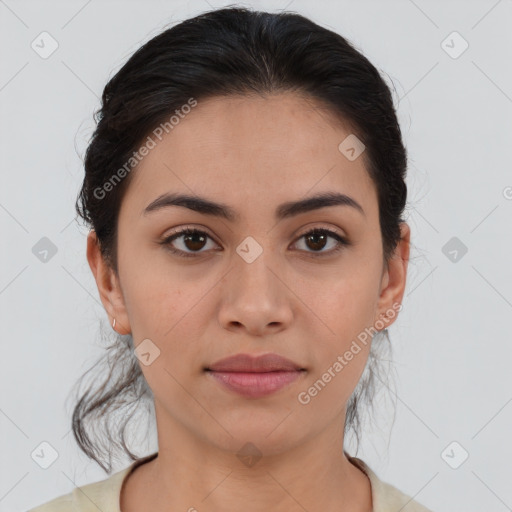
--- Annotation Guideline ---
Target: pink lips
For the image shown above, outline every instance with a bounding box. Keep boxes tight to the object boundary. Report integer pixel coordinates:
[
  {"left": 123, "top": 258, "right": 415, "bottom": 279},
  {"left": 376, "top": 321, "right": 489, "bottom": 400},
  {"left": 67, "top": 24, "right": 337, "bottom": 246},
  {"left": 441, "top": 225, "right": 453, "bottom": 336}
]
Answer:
[{"left": 205, "top": 353, "right": 306, "bottom": 398}]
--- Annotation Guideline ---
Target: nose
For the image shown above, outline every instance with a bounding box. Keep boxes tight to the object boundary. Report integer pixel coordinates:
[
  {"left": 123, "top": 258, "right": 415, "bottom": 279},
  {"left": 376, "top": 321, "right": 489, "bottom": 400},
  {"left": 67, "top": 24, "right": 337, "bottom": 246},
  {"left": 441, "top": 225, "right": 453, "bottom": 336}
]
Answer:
[{"left": 217, "top": 252, "right": 294, "bottom": 337}]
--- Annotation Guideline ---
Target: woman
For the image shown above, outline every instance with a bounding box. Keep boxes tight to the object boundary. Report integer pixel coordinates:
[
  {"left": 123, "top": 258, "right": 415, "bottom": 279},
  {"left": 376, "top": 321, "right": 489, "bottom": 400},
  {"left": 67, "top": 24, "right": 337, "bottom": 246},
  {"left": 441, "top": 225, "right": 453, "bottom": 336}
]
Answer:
[{"left": 29, "top": 6, "right": 433, "bottom": 512}]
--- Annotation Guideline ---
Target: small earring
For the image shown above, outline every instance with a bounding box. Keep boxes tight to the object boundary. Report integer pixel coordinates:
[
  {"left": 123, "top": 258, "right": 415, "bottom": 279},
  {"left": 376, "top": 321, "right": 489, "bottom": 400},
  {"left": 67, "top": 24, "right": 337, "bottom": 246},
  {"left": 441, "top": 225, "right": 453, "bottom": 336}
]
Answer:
[{"left": 112, "top": 318, "right": 116, "bottom": 330}]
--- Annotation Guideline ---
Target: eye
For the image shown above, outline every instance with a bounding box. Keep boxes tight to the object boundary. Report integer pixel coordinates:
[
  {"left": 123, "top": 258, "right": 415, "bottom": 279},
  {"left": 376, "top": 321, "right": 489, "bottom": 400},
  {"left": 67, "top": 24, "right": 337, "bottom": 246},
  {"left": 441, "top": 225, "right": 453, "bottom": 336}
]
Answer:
[
  {"left": 160, "top": 227, "right": 219, "bottom": 258},
  {"left": 292, "top": 227, "right": 349, "bottom": 256},
  {"left": 160, "top": 226, "right": 349, "bottom": 258}
]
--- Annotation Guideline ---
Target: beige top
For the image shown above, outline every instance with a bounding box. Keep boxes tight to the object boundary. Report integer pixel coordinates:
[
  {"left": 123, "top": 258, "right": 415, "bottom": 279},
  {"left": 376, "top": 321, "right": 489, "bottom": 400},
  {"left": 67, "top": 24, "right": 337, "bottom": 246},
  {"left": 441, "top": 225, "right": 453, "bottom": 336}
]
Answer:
[{"left": 28, "top": 452, "right": 433, "bottom": 512}]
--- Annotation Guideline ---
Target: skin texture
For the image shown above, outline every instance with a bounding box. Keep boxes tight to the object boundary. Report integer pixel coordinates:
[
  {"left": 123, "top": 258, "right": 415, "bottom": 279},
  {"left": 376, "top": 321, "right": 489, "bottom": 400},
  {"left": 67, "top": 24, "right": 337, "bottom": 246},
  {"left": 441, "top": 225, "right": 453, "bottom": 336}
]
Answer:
[{"left": 87, "top": 92, "right": 410, "bottom": 512}]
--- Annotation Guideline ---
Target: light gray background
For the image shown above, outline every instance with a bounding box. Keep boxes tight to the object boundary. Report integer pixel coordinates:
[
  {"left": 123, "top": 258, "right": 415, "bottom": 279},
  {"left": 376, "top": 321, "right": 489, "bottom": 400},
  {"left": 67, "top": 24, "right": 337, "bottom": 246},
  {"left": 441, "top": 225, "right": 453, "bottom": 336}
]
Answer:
[{"left": 1, "top": 1, "right": 511, "bottom": 511}]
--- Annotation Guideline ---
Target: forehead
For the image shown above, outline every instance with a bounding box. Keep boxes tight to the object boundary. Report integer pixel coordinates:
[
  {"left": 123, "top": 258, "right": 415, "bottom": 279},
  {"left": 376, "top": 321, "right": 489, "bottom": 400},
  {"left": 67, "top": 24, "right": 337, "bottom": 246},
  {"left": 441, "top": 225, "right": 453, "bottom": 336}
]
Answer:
[{"left": 122, "top": 92, "right": 377, "bottom": 221}]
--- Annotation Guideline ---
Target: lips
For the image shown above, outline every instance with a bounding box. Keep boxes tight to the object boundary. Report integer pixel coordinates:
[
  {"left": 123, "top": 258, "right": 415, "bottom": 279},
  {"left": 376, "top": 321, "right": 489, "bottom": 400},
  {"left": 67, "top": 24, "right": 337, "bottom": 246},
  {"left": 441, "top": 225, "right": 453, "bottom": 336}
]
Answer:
[
  {"left": 205, "top": 353, "right": 306, "bottom": 398},
  {"left": 206, "top": 353, "right": 305, "bottom": 373}
]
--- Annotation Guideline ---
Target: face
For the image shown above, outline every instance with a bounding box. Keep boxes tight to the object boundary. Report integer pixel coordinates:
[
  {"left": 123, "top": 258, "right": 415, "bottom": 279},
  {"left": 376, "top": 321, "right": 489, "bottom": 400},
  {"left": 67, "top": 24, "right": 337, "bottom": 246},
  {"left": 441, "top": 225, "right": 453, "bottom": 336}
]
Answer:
[{"left": 88, "top": 92, "right": 409, "bottom": 456}]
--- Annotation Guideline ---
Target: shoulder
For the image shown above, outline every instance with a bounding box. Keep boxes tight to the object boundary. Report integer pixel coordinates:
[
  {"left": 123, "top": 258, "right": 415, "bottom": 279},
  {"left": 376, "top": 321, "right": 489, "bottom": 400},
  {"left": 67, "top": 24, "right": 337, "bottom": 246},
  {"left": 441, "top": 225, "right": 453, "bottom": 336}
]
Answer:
[
  {"left": 27, "top": 492, "right": 73, "bottom": 512},
  {"left": 28, "top": 453, "right": 158, "bottom": 512},
  {"left": 27, "top": 465, "right": 132, "bottom": 512},
  {"left": 348, "top": 455, "right": 434, "bottom": 512}
]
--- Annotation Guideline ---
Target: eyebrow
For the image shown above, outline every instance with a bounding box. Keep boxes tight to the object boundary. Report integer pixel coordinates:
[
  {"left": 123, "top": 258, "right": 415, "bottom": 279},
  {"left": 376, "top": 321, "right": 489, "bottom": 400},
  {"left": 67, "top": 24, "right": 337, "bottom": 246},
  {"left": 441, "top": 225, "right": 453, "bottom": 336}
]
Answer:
[{"left": 142, "top": 191, "right": 365, "bottom": 221}]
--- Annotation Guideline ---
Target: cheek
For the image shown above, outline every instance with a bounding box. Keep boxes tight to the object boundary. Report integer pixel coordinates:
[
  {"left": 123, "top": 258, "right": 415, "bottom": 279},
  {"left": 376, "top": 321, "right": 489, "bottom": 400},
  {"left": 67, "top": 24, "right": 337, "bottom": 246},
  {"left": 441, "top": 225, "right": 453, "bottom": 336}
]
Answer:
[
  {"left": 125, "top": 279, "right": 208, "bottom": 395},
  {"left": 301, "top": 264, "right": 380, "bottom": 383},
  {"left": 117, "top": 239, "right": 191, "bottom": 331},
  {"left": 316, "top": 266, "right": 381, "bottom": 335},
  {"left": 299, "top": 289, "right": 376, "bottom": 410},
  {"left": 119, "top": 263, "right": 217, "bottom": 374},
  {"left": 125, "top": 279, "right": 202, "bottom": 341}
]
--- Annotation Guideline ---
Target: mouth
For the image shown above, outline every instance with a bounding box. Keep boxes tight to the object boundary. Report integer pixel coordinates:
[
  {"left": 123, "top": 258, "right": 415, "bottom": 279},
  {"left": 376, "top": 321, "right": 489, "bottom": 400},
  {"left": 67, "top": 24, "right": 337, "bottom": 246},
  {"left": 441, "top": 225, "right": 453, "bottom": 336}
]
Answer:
[
  {"left": 204, "top": 353, "right": 306, "bottom": 398},
  {"left": 205, "top": 369, "right": 306, "bottom": 398},
  {"left": 205, "top": 352, "right": 305, "bottom": 373}
]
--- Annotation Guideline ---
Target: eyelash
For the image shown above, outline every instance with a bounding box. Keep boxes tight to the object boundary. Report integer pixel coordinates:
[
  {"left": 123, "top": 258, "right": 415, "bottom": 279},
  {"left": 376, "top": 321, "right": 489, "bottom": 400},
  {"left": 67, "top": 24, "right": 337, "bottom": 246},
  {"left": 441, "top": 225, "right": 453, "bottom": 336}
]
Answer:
[{"left": 159, "top": 227, "right": 349, "bottom": 259}]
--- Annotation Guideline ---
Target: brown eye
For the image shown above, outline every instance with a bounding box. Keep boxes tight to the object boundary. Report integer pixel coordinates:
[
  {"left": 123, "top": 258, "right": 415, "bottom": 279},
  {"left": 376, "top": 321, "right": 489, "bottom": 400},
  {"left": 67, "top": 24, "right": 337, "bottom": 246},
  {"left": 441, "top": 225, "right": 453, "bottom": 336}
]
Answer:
[
  {"left": 161, "top": 228, "right": 218, "bottom": 257},
  {"left": 304, "top": 232, "right": 328, "bottom": 251},
  {"left": 160, "top": 226, "right": 349, "bottom": 259},
  {"left": 293, "top": 228, "right": 349, "bottom": 256},
  {"left": 181, "top": 231, "right": 207, "bottom": 251}
]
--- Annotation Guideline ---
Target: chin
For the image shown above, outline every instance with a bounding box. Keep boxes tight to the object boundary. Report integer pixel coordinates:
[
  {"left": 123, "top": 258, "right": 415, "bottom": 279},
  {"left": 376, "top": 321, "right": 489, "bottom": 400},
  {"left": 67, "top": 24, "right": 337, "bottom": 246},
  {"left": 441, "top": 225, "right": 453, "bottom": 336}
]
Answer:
[{"left": 206, "top": 421, "right": 307, "bottom": 458}]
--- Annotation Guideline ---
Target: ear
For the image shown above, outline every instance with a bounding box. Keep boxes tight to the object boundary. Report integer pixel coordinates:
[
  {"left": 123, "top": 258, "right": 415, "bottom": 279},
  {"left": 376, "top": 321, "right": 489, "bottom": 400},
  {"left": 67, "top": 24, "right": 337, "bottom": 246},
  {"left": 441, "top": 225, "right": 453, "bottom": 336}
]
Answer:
[
  {"left": 374, "top": 222, "right": 410, "bottom": 329},
  {"left": 86, "top": 230, "right": 131, "bottom": 335}
]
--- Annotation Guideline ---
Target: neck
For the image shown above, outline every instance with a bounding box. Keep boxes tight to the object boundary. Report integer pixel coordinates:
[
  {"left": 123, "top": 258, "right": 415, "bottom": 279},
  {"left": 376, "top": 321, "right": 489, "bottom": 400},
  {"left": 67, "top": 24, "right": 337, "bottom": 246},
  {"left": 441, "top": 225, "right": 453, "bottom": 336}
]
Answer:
[{"left": 121, "top": 408, "right": 372, "bottom": 512}]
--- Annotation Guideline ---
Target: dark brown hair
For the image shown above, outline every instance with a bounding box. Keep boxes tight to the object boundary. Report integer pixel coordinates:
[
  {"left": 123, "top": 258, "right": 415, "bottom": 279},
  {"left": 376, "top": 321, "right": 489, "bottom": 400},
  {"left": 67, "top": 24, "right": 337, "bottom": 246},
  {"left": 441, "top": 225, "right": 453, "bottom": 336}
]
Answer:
[{"left": 71, "top": 5, "right": 407, "bottom": 473}]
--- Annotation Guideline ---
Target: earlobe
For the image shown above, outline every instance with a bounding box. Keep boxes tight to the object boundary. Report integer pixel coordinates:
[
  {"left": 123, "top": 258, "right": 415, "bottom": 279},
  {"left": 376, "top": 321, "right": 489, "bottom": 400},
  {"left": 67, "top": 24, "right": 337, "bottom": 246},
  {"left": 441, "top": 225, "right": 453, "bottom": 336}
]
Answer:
[{"left": 86, "top": 230, "right": 131, "bottom": 335}]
